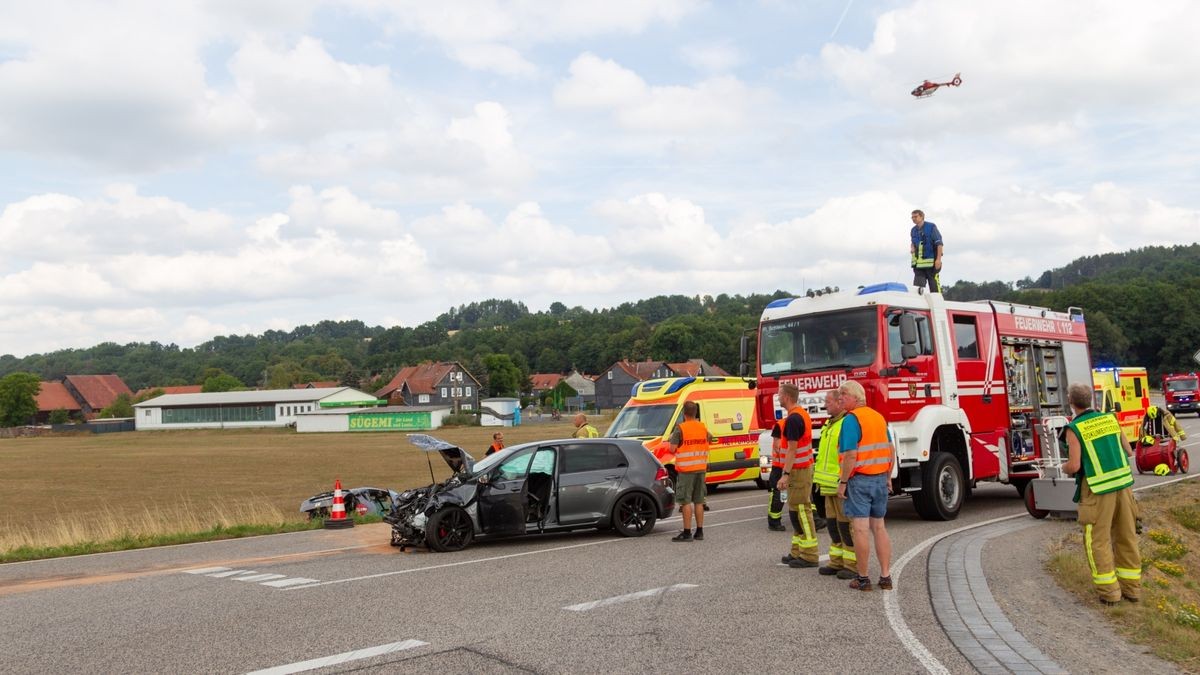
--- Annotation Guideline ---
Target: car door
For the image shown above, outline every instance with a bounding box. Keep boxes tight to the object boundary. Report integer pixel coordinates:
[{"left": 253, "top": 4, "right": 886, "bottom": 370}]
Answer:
[
  {"left": 478, "top": 448, "right": 534, "bottom": 536},
  {"left": 556, "top": 443, "right": 628, "bottom": 524}
]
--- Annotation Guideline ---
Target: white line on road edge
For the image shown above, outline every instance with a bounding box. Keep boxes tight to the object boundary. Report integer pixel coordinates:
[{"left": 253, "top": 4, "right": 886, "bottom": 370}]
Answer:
[
  {"left": 244, "top": 639, "right": 428, "bottom": 675},
  {"left": 885, "top": 471, "right": 1200, "bottom": 675},
  {"left": 563, "top": 583, "right": 698, "bottom": 611},
  {"left": 287, "top": 514, "right": 765, "bottom": 590}
]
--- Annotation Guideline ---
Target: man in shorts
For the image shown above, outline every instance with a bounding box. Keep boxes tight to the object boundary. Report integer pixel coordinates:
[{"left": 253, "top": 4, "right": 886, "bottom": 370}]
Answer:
[
  {"left": 836, "top": 381, "right": 896, "bottom": 591},
  {"left": 669, "top": 401, "right": 716, "bottom": 542}
]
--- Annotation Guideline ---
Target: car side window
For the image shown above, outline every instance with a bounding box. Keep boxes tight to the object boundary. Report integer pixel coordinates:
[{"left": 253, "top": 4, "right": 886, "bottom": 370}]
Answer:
[
  {"left": 529, "top": 448, "right": 555, "bottom": 475},
  {"left": 496, "top": 450, "right": 534, "bottom": 481},
  {"left": 561, "top": 444, "right": 627, "bottom": 473}
]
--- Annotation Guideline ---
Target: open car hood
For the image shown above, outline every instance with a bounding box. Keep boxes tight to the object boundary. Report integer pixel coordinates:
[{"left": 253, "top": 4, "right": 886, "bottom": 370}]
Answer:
[{"left": 408, "top": 433, "right": 475, "bottom": 475}]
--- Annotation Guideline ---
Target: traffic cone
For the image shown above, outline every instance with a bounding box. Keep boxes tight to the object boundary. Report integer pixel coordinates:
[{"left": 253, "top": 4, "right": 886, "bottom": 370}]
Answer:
[{"left": 324, "top": 478, "right": 355, "bottom": 529}]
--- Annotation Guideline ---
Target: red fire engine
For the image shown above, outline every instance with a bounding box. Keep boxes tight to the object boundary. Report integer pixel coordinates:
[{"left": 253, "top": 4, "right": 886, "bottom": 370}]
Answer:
[
  {"left": 1162, "top": 372, "right": 1199, "bottom": 417},
  {"left": 752, "top": 282, "right": 1091, "bottom": 520}
]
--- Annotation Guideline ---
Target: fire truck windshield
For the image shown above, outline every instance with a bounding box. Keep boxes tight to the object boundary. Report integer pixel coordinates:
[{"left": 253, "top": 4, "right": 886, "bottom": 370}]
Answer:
[
  {"left": 759, "top": 309, "right": 878, "bottom": 376},
  {"left": 1166, "top": 377, "right": 1198, "bottom": 392},
  {"left": 607, "top": 404, "right": 676, "bottom": 438}
]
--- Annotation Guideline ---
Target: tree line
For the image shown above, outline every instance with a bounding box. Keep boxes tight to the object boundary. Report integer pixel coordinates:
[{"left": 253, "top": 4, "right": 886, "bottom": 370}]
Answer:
[{"left": 2, "top": 243, "right": 1198, "bottom": 427}]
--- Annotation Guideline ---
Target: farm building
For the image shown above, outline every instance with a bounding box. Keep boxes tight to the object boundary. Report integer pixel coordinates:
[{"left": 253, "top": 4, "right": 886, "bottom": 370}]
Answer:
[{"left": 133, "top": 387, "right": 379, "bottom": 430}]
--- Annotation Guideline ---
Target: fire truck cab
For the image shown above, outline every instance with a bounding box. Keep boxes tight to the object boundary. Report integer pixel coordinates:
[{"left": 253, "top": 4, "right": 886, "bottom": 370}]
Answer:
[
  {"left": 1163, "top": 372, "right": 1199, "bottom": 417},
  {"left": 755, "top": 282, "right": 1091, "bottom": 521}
]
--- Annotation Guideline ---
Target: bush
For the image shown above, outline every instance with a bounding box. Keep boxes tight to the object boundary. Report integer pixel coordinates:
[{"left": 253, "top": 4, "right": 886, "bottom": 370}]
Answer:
[
  {"left": 442, "top": 413, "right": 477, "bottom": 426},
  {"left": 48, "top": 409, "right": 71, "bottom": 425}
]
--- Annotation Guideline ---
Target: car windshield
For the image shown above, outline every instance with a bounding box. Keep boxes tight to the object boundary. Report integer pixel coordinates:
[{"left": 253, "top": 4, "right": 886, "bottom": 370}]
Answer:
[
  {"left": 1167, "top": 378, "right": 1198, "bottom": 392},
  {"left": 760, "top": 308, "right": 878, "bottom": 375},
  {"left": 607, "top": 404, "right": 676, "bottom": 438}
]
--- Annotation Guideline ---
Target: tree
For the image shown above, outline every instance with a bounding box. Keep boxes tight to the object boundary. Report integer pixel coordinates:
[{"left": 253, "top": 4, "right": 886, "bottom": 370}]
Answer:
[
  {"left": 0, "top": 372, "right": 41, "bottom": 427},
  {"left": 482, "top": 354, "right": 521, "bottom": 397},
  {"left": 48, "top": 408, "right": 71, "bottom": 424},
  {"left": 202, "top": 373, "right": 245, "bottom": 392},
  {"left": 99, "top": 393, "right": 134, "bottom": 418}
]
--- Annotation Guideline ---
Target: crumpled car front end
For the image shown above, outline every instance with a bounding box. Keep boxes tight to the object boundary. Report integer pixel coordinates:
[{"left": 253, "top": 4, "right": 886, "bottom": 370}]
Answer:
[{"left": 386, "top": 435, "right": 478, "bottom": 549}]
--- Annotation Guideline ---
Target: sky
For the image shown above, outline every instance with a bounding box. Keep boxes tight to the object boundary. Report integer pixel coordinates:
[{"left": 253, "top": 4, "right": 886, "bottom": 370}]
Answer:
[{"left": 1, "top": 0, "right": 1198, "bottom": 358}]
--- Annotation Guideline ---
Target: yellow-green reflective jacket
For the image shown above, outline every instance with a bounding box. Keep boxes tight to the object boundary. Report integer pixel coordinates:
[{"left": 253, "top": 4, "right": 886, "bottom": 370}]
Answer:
[
  {"left": 1069, "top": 410, "right": 1133, "bottom": 496},
  {"left": 814, "top": 414, "right": 845, "bottom": 495}
]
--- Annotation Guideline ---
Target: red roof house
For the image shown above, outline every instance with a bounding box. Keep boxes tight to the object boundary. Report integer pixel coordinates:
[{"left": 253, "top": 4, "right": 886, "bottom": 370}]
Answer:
[{"left": 64, "top": 374, "right": 133, "bottom": 418}]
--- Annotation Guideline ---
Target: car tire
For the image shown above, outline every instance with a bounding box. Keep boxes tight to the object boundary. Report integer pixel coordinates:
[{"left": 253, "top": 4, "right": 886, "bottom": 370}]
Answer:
[
  {"left": 426, "top": 506, "right": 474, "bottom": 552},
  {"left": 611, "top": 492, "right": 657, "bottom": 537}
]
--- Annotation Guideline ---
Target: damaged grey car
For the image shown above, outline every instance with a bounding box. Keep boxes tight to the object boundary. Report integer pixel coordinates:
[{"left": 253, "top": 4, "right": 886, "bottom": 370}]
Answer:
[{"left": 386, "top": 434, "right": 675, "bottom": 552}]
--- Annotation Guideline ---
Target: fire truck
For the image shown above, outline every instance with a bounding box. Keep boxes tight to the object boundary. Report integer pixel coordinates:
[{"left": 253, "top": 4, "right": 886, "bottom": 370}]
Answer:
[
  {"left": 1163, "top": 372, "right": 1199, "bottom": 417},
  {"left": 751, "top": 282, "right": 1091, "bottom": 520}
]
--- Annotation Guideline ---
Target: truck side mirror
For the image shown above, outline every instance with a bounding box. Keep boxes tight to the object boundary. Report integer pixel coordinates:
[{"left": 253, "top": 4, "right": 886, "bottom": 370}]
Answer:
[
  {"left": 738, "top": 334, "right": 750, "bottom": 376},
  {"left": 899, "top": 313, "right": 918, "bottom": 345},
  {"left": 902, "top": 344, "right": 918, "bottom": 360}
]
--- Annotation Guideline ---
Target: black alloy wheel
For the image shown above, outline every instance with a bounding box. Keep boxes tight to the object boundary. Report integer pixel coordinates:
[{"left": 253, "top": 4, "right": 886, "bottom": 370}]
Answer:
[
  {"left": 426, "top": 507, "right": 475, "bottom": 552},
  {"left": 612, "top": 492, "right": 658, "bottom": 537}
]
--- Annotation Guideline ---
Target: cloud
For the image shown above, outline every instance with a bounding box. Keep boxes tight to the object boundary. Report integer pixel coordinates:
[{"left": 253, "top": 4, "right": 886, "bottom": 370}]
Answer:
[
  {"left": 679, "top": 42, "right": 745, "bottom": 73},
  {"left": 555, "top": 53, "right": 763, "bottom": 131},
  {"left": 347, "top": 0, "right": 701, "bottom": 75}
]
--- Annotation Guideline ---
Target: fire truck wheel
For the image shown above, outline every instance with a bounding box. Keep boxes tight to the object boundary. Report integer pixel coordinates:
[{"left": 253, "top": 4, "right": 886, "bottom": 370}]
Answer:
[
  {"left": 1024, "top": 484, "right": 1049, "bottom": 519},
  {"left": 1010, "top": 478, "right": 1030, "bottom": 497},
  {"left": 755, "top": 478, "right": 769, "bottom": 490},
  {"left": 912, "top": 452, "right": 965, "bottom": 521}
]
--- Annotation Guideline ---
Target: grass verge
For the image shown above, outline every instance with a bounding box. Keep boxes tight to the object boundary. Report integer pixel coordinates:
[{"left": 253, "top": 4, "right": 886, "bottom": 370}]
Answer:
[{"left": 1045, "top": 477, "right": 1200, "bottom": 671}]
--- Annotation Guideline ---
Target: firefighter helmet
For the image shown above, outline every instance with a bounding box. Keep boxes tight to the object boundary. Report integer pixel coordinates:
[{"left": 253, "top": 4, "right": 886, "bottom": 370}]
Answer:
[
  {"left": 1154, "top": 463, "right": 1171, "bottom": 476},
  {"left": 1142, "top": 435, "right": 1156, "bottom": 446},
  {"left": 1146, "top": 405, "right": 1159, "bottom": 418}
]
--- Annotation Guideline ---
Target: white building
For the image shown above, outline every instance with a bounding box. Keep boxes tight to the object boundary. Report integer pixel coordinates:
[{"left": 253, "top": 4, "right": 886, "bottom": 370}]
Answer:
[
  {"left": 133, "top": 387, "right": 379, "bottom": 430},
  {"left": 295, "top": 405, "right": 454, "bottom": 433}
]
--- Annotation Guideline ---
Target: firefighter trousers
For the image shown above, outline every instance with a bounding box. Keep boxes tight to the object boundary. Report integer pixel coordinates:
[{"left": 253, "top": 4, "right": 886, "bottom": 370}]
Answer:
[
  {"left": 823, "top": 494, "right": 856, "bottom": 570},
  {"left": 1078, "top": 483, "right": 1141, "bottom": 602},
  {"left": 767, "top": 466, "right": 785, "bottom": 525},
  {"left": 787, "top": 467, "right": 819, "bottom": 563}
]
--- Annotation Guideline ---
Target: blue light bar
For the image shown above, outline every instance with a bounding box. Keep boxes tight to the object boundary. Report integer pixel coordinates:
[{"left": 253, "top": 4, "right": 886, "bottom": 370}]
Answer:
[{"left": 857, "top": 282, "right": 908, "bottom": 295}]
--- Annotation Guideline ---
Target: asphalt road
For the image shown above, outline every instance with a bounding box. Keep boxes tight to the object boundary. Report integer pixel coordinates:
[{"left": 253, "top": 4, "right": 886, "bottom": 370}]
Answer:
[{"left": 2, "top": 414, "right": 1196, "bottom": 674}]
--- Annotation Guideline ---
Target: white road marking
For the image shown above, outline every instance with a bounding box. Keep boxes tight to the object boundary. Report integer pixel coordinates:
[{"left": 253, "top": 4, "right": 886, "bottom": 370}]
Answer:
[
  {"left": 563, "top": 583, "right": 698, "bottom": 611},
  {"left": 210, "top": 569, "right": 257, "bottom": 578},
  {"left": 286, "top": 514, "right": 766, "bottom": 590},
  {"left": 244, "top": 639, "right": 428, "bottom": 675},
  {"left": 184, "top": 566, "right": 231, "bottom": 575},
  {"left": 261, "top": 577, "right": 319, "bottom": 588},
  {"left": 885, "top": 471, "right": 1200, "bottom": 674},
  {"left": 235, "top": 573, "right": 287, "bottom": 583}
]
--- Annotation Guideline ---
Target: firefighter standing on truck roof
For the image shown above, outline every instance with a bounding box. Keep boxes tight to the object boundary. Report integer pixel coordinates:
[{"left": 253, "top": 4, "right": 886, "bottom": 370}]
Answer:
[
  {"left": 776, "top": 383, "right": 820, "bottom": 568},
  {"left": 909, "top": 209, "right": 943, "bottom": 293},
  {"left": 812, "top": 389, "right": 858, "bottom": 579},
  {"left": 1062, "top": 382, "right": 1141, "bottom": 606},
  {"left": 670, "top": 401, "right": 716, "bottom": 542}
]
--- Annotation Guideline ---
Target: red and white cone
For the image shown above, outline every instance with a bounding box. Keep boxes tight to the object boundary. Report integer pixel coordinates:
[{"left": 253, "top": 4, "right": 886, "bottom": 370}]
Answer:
[{"left": 324, "top": 478, "right": 355, "bottom": 529}]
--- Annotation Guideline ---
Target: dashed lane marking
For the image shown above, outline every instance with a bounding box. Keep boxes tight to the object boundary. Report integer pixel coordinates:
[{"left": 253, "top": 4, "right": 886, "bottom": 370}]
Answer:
[
  {"left": 183, "top": 567, "right": 318, "bottom": 589},
  {"left": 244, "top": 639, "right": 428, "bottom": 675},
  {"left": 563, "top": 583, "right": 698, "bottom": 611}
]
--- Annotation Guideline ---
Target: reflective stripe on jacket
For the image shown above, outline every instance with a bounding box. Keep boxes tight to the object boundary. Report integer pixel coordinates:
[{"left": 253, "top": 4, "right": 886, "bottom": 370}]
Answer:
[
  {"left": 785, "top": 406, "right": 814, "bottom": 469},
  {"left": 1070, "top": 410, "right": 1134, "bottom": 495},
  {"left": 674, "top": 419, "right": 711, "bottom": 473},
  {"left": 848, "top": 406, "right": 893, "bottom": 476},
  {"left": 813, "top": 414, "right": 845, "bottom": 494},
  {"left": 771, "top": 417, "right": 787, "bottom": 468}
]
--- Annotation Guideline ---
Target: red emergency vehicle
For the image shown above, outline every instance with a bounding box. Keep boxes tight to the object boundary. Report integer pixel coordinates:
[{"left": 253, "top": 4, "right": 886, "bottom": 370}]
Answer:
[
  {"left": 1162, "top": 372, "right": 1199, "bottom": 417},
  {"left": 753, "top": 282, "right": 1091, "bottom": 520}
]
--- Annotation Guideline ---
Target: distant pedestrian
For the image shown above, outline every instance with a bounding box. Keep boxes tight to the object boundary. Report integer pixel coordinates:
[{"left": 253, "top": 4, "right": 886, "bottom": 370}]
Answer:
[
  {"left": 486, "top": 432, "right": 505, "bottom": 456},
  {"left": 775, "top": 383, "right": 820, "bottom": 568},
  {"left": 812, "top": 389, "right": 857, "bottom": 579},
  {"left": 572, "top": 413, "right": 599, "bottom": 438},
  {"left": 909, "top": 209, "right": 943, "bottom": 293},
  {"left": 1062, "top": 382, "right": 1141, "bottom": 606},
  {"left": 669, "top": 401, "right": 716, "bottom": 542},
  {"left": 836, "top": 380, "right": 895, "bottom": 591}
]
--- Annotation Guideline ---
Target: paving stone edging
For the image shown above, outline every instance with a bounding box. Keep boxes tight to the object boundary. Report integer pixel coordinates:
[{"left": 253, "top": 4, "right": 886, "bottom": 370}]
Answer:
[{"left": 928, "top": 519, "right": 1067, "bottom": 674}]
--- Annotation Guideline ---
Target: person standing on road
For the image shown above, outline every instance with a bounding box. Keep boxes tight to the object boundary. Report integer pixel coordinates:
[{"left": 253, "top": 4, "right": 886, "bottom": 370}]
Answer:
[
  {"left": 812, "top": 389, "right": 857, "bottom": 579},
  {"left": 836, "top": 380, "right": 895, "bottom": 591},
  {"left": 486, "top": 432, "right": 505, "bottom": 456},
  {"left": 669, "top": 401, "right": 716, "bottom": 542},
  {"left": 766, "top": 413, "right": 788, "bottom": 531},
  {"left": 1061, "top": 382, "right": 1141, "bottom": 606},
  {"left": 572, "top": 413, "right": 599, "bottom": 438},
  {"left": 776, "top": 384, "right": 820, "bottom": 568},
  {"left": 910, "top": 209, "right": 943, "bottom": 293}
]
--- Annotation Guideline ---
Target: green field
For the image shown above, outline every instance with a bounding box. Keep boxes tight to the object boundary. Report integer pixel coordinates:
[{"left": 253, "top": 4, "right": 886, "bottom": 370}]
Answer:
[{"left": 0, "top": 420, "right": 598, "bottom": 556}]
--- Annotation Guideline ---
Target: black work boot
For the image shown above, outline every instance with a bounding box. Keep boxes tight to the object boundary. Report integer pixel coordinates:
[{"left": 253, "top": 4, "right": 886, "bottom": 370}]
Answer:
[{"left": 671, "top": 530, "right": 693, "bottom": 542}]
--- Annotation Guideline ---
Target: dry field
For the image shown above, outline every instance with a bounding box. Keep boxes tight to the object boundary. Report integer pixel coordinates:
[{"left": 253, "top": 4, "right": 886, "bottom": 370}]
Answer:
[{"left": 0, "top": 417, "right": 608, "bottom": 553}]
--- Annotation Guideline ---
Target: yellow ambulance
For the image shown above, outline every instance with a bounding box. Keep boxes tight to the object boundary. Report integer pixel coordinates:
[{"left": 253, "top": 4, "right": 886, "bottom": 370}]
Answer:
[
  {"left": 605, "top": 376, "right": 766, "bottom": 489},
  {"left": 1092, "top": 366, "right": 1151, "bottom": 441}
]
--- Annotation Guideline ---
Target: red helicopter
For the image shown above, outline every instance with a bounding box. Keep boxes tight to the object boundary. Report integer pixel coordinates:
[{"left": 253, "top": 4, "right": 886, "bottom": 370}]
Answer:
[{"left": 911, "top": 72, "right": 962, "bottom": 99}]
